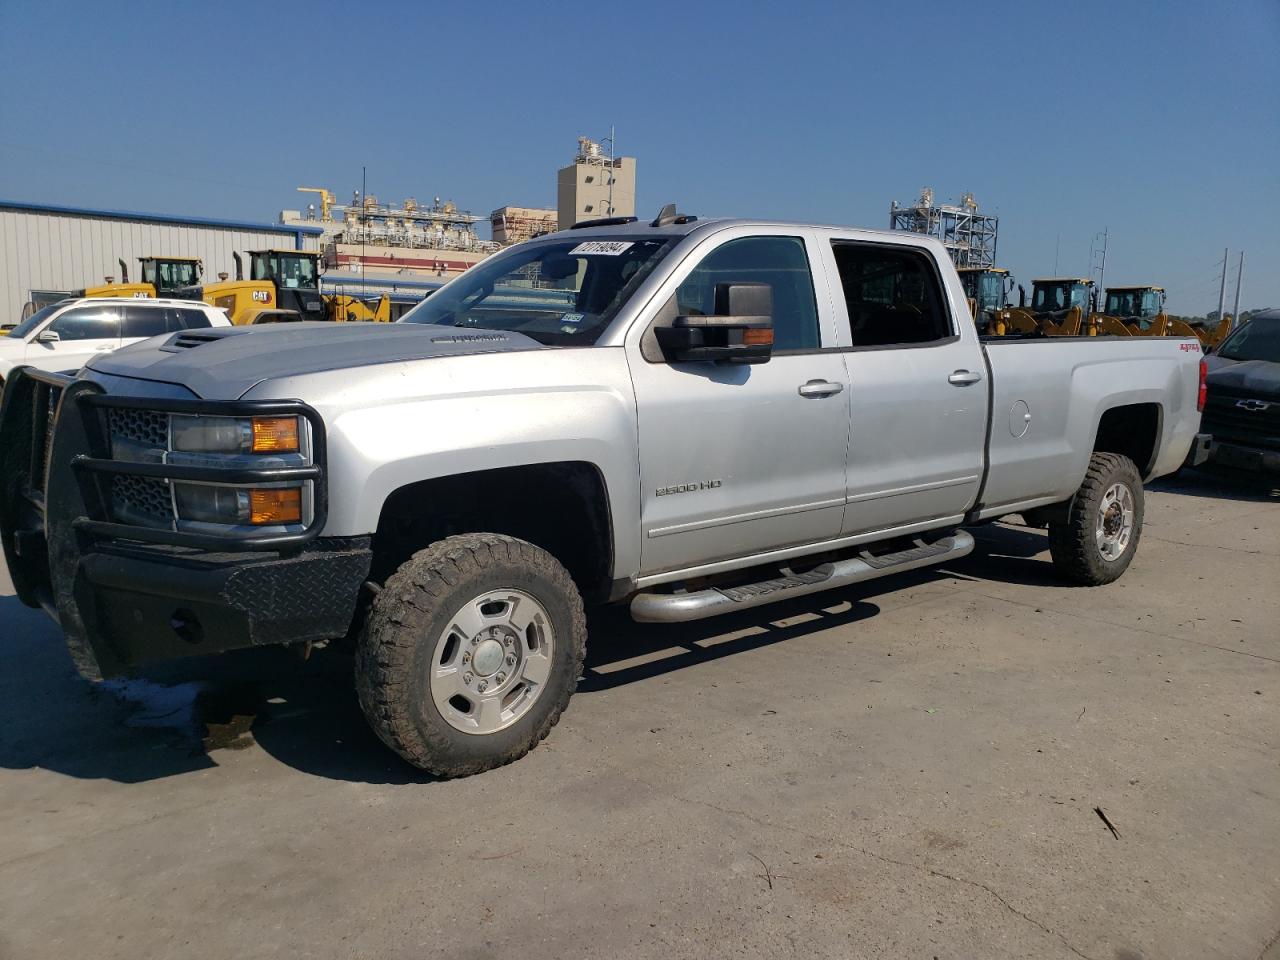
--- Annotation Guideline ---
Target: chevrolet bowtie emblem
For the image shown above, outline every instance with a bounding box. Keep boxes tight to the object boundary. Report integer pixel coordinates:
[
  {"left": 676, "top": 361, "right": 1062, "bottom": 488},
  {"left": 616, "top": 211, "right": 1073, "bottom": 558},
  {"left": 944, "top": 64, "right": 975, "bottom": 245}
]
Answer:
[{"left": 1235, "top": 399, "right": 1271, "bottom": 412}]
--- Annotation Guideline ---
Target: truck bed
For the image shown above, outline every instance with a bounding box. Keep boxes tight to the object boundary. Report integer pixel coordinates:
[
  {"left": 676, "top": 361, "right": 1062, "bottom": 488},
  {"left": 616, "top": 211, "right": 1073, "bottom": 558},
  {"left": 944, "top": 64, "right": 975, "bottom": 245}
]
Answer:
[{"left": 975, "top": 335, "right": 1203, "bottom": 519}]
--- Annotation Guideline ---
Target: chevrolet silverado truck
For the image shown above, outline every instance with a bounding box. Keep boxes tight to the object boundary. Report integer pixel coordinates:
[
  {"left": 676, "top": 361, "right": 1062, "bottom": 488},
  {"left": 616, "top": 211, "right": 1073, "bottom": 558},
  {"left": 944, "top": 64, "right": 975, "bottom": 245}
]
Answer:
[{"left": 0, "top": 211, "right": 1207, "bottom": 777}]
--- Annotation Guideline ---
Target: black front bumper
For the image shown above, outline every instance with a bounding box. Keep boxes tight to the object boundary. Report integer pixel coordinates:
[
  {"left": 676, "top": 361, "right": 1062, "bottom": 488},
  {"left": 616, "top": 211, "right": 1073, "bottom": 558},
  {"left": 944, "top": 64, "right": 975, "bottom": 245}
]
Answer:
[
  {"left": 1, "top": 368, "right": 371, "bottom": 678},
  {"left": 1203, "top": 437, "right": 1280, "bottom": 474},
  {"left": 69, "top": 538, "right": 371, "bottom": 676}
]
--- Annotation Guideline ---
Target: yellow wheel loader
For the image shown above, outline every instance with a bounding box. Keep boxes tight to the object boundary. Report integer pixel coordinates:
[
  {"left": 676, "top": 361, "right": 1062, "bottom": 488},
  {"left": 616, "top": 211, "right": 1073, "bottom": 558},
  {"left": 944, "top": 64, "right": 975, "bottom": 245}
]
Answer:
[
  {"left": 325, "top": 292, "right": 392, "bottom": 322},
  {"left": 957, "top": 267, "right": 1015, "bottom": 334},
  {"left": 993, "top": 278, "right": 1102, "bottom": 336},
  {"left": 74, "top": 256, "right": 205, "bottom": 301},
  {"left": 174, "top": 250, "right": 326, "bottom": 325},
  {"left": 1097, "top": 286, "right": 1167, "bottom": 336}
]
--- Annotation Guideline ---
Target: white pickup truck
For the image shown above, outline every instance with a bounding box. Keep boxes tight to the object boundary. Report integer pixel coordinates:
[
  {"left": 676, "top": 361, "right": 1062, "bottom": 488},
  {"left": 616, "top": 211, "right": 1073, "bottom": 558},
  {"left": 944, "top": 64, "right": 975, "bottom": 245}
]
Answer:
[{"left": 0, "top": 211, "right": 1206, "bottom": 777}]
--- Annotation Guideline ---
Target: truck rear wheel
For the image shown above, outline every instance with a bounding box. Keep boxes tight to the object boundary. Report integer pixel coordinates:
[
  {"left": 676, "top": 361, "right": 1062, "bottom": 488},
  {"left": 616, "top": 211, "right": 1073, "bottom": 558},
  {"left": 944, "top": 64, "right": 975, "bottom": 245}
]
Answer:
[
  {"left": 355, "top": 533, "right": 586, "bottom": 777},
  {"left": 1048, "top": 452, "right": 1144, "bottom": 585}
]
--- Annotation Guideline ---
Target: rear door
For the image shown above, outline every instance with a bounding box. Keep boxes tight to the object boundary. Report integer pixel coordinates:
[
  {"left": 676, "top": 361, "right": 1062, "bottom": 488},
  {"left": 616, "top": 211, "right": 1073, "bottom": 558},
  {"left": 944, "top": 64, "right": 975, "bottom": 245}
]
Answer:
[
  {"left": 627, "top": 229, "right": 852, "bottom": 576},
  {"left": 818, "top": 237, "right": 986, "bottom": 534},
  {"left": 34, "top": 304, "right": 122, "bottom": 373}
]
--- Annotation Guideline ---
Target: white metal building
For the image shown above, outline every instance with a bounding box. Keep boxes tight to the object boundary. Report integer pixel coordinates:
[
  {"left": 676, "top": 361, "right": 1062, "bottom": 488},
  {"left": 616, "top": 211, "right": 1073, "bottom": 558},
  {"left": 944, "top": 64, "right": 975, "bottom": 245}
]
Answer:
[{"left": 0, "top": 199, "right": 324, "bottom": 317}]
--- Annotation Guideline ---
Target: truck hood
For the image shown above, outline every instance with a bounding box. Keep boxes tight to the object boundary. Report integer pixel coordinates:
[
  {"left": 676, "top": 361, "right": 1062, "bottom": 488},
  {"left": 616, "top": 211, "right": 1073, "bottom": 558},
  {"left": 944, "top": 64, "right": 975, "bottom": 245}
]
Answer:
[
  {"left": 1205, "top": 356, "right": 1280, "bottom": 399},
  {"left": 86, "top": 322, "right": 546, "bottom": 399}
]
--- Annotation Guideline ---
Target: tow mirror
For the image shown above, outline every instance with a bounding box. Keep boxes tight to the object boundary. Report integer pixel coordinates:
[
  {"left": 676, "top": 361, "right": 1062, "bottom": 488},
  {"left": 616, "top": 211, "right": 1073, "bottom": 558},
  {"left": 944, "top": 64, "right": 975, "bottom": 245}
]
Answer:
[
  {"left": 656, "top": 282, "right": 774, "bottom": 364},
  {"left": 37, "top": 330, "right": 60, "bottom": 344}
]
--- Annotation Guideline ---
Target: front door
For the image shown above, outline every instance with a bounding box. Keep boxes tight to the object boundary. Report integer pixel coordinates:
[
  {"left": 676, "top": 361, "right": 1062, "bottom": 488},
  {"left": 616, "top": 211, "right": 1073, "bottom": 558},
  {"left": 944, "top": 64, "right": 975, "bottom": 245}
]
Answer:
[
  {"left": 34, "top": 305, "right": 122, "bottom": 374},
  {"left": 629, "top": 231, "right": 851, "bottom": 577}
]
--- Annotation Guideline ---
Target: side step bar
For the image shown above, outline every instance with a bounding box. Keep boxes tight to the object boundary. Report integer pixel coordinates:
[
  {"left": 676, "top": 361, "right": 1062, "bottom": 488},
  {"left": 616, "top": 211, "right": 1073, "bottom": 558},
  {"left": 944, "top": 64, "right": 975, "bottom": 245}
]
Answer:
[{"left": 630, "top": 530, "right": 974, "bottom": 623}]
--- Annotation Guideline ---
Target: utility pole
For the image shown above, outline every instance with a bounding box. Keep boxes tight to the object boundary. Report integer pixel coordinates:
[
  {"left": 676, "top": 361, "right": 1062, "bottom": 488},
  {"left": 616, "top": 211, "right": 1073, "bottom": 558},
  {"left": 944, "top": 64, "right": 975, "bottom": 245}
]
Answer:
[
  {"left": 361, "top": 165, "right": 367, "bottom": 288},
  {"left": 1092, "top": 228, "right": 1108, "bottom": 293},
  {"left": 1054, "top": 233, "right": 1060, "bottom": 276},
  {"left": 604, "top": 125, "right": 616, "bottom": 216},
  {"left": 1216, "top": 247, "right": 1228, "bottom": 322},
  {"left": 1231, "top": 251, "right": 1244, "bottom": 328}
]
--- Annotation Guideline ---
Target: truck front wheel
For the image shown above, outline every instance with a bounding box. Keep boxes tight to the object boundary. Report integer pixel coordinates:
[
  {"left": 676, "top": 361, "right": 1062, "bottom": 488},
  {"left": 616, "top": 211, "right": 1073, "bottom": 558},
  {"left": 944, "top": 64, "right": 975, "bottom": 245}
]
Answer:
[
  {"left": 1048, "top": 452, "right": 1144, "bottom": 585},
  {"left": 355, "top": 534, "right": 586, "bottom": 777}
]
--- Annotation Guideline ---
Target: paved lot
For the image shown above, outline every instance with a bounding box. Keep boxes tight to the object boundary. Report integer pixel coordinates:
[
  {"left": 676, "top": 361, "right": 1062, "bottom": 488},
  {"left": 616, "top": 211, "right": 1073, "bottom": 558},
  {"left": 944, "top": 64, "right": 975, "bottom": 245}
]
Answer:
[{"left": 1, "top": 470, "right": 1277, "bottom": 960}]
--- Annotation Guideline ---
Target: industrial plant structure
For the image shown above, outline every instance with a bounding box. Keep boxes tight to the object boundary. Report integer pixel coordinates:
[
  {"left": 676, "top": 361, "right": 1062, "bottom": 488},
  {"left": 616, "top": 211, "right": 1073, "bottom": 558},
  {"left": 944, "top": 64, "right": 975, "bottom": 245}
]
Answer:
[
  {"left": 490, "top": 206, "right": 558, "bottom": 245},
  {"left": 556, "top": 137, "right": 636, "bottom": 229},
  {"left": 889, "top": 188, "right": 998, "bottom": 268},
  {"left": 280, "top": 192, "right": 499, "bottom": 294}
]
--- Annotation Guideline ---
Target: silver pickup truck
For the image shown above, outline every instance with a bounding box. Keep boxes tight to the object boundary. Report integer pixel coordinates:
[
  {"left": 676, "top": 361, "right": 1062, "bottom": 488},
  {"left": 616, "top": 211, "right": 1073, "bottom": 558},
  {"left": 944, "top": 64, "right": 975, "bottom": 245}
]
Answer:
[{"left": 0, "top": 212, "right": 1207, "bottom": 777}]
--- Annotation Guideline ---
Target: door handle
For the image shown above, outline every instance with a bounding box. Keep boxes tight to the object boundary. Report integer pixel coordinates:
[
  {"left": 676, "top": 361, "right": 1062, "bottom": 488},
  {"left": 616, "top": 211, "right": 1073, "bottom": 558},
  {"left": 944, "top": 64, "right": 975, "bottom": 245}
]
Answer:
[
  {"left": 948, "top": 370, "right": 983, "bottom": 386},
  {"left": 798, "top": 379, "right": 844, "bottom": 398}
]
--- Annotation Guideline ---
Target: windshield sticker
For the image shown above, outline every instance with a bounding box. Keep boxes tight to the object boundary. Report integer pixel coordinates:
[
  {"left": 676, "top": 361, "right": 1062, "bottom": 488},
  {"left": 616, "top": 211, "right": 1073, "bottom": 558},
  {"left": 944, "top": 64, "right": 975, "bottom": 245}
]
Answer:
[
  {"left": 559, "top": 312, "right": 585, "bottom": 325},
  {"left": 569, "top": 241, "right": 633, "bottom": 256}
]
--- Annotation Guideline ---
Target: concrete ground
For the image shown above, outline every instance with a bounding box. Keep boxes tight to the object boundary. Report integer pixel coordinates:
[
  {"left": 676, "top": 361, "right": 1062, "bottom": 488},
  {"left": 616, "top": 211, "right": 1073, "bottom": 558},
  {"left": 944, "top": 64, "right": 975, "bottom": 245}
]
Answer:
[{"left": 0, "top": 470, "right": 1277, "bottom": 960}]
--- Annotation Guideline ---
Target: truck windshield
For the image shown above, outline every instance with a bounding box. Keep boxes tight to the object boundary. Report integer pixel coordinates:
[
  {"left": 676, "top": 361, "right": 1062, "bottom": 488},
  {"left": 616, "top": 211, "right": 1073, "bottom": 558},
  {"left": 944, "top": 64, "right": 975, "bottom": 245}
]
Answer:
[
  {"left": 400, "top": 236, "right": 675, "bottom": 345},
  {"left": 1217, "top": 316, "right": 1280, "bottom": 363}
]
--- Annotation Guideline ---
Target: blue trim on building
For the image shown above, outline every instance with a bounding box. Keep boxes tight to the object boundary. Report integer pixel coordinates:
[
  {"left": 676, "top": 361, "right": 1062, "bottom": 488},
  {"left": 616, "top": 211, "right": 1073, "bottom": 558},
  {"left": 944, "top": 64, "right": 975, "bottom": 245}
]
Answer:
[{"left": 0, "top": 198, "right": 325, "bottom": 246}]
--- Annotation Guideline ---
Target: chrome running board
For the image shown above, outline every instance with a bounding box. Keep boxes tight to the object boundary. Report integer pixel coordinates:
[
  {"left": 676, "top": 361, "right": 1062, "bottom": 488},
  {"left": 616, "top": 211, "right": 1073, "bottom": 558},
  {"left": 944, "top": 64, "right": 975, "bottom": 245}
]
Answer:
[{"left": 630, "top": 530, "right": 974, "bottom": 623}]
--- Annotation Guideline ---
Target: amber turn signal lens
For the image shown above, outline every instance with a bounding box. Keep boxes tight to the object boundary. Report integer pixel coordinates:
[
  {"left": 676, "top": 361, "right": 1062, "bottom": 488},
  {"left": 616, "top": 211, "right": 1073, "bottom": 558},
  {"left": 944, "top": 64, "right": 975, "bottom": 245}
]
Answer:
[
  {"left": 251, "top": 416, "right": 300, "bottom": 453},
  {"left": 249, "top": 488, "right": 302, "bottom": 524},
  {"left": 743, "top": 328, "right": 774, "bottom": 346}
]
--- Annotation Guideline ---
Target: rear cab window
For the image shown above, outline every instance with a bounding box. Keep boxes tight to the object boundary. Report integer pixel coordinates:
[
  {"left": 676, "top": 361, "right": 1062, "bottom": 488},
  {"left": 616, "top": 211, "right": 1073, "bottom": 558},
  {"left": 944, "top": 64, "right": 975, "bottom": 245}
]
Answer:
[{"left": 828, "top": 241, "right": 954, "bottom": 348}]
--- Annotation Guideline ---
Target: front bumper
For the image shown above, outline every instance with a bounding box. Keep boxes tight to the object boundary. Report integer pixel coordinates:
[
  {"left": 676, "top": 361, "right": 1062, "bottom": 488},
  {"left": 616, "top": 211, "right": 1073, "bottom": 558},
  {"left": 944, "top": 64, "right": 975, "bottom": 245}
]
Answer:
[
  {"left": 70, "top": 538, "right": 371, "bottom": 676},
  {"left": 1203, "top": 437, "right": 1280, "bottom": 474},
  {"left": 0, "top": 367, "right": 371, "bottom": 678}
]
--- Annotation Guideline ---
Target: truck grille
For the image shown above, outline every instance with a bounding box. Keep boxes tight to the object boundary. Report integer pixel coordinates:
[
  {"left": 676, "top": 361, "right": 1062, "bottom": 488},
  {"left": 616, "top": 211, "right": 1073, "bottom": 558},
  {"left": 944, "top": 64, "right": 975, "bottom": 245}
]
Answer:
[
  {"left": 113, "top": 474, "right": 174, "bottom": 524},
  {"left": 1201, "top": 387, "right": 1280, "bottom": 451},
  {"left": 106, "top": 408, "right": 173, "bottom": 526},
  {"left": 108, "top": 408, "right": 169, "bottom": 448}
]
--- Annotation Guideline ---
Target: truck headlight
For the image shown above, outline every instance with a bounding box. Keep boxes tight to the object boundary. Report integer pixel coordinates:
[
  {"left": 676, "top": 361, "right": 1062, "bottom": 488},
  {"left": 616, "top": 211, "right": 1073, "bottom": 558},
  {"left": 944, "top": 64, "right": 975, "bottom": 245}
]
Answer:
[
  {"left": 171, "top": 415, "right": 300, "bottom": 454},
  {"left": 174, "top": 484, "right": 303, "bottom": 525}
]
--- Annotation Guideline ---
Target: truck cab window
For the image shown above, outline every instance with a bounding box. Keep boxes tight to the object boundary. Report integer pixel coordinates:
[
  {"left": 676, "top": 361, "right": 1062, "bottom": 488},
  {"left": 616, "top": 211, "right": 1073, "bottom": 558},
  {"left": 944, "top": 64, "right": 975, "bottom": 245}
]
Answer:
[
  {"left": 676, "top": 236, "right": 819, "bottom": 351},
  {"left": 830, "top": 243, "right": 951, "bottom": 347}
]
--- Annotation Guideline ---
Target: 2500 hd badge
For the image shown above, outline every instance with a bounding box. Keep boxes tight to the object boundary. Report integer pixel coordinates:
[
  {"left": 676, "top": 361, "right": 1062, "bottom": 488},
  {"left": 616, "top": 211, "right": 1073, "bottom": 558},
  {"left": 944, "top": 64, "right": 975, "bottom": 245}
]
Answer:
[{"left": 656, "top": 479, "right": 723, "bottom": 497}]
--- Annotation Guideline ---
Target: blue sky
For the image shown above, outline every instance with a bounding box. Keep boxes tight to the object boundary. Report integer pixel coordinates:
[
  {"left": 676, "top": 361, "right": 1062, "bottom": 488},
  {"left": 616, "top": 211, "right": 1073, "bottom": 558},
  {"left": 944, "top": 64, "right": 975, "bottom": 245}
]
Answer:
[{"left": 1, "top": 0, "right": 1276, "bottom": 314}]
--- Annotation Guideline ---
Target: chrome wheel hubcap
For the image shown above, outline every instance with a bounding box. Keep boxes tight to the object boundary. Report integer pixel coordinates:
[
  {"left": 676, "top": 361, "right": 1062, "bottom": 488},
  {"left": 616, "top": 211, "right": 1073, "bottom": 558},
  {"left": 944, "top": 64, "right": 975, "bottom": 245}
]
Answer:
[
  {"left": 429, "top": 589, "right": 555, "bottom": 735},
  {"left": 1095, "top": 482, "right": 1135, "bottom": 562}
]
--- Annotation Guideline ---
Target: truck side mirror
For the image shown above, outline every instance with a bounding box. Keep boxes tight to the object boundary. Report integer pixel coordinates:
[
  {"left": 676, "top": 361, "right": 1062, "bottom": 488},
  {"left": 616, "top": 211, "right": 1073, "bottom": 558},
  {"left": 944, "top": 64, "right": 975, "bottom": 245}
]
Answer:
[
  {"left": 656, "top": 282, "right": 774, "bottom": 365},
  {"left": 37, "top": 330, "right": 61, "bottom": 344}
]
